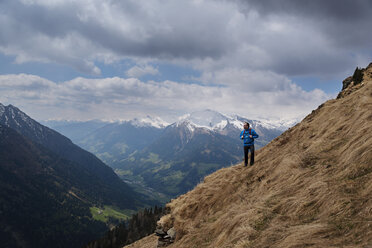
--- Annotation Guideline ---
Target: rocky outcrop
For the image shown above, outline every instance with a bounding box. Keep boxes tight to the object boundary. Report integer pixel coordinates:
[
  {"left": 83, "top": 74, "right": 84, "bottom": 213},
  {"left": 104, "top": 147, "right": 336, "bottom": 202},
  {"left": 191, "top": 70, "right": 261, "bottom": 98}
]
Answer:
[
  {"left": 155, "top": 226, "right": 176, "bottom": 247},
  {"left": 337, "top": 65, "right": 368, "bottom": 98},
  {"left": 341, "top": 76, "right": 353, "bottom": 90}
]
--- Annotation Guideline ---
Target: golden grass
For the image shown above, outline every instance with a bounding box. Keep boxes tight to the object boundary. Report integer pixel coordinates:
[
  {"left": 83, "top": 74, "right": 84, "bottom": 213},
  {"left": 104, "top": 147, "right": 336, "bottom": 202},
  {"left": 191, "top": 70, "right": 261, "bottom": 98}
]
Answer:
[{"left": 127, "top": 64, "right": 372, "bottom": 248}]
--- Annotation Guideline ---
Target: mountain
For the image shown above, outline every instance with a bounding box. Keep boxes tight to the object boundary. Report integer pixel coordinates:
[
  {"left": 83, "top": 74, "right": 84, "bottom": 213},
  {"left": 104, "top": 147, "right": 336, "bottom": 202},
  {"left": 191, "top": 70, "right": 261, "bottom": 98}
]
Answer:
[
  {"left": 112, "top": 110, "right": 284, "bottom": 199},
  {"left": 177, "top": 109, "right": 283, "bottom": 148},
  {"left": 41, "top": 119, "right": 108, "bottom": 144},
  {"left": 126, "top": 63, "right": 372, "bottom": 247},
  {"left": 115, "top": 119, "right": 242, "bottom": 198},
  {"left": 52, "top": 109, "right": 284, "bottom": 201},
  {"left": 0, "top": 103, "right": 145, "bottom": 209},
  {"left": 0, "top": 104, "right": 162, "bottom": 247},
  {"left": 0, "top": 124, "right": 107, "bottom": 248},
  {"left": 76, "top": 120, "right": 165, "bottom": 166}
]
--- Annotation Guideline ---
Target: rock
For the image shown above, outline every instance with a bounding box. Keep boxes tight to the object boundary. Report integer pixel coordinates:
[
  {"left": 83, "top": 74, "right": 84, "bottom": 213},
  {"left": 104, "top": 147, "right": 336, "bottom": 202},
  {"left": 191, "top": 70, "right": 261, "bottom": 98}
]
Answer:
[
  {"left": 159, "top": 236, "right": 170, "bottom": 241},
  {"left": 167, "top": 227, "right": 176, "bottom": 239},
  {"left": 337, "top": 67, "right": 366, "bottom": 99},
  {"left": 155, "top": 228, "right": 166, "bottom": 236},
  {"left": 352, "top": 67, "right": 364, "bottom": 85},
  {"left": 156, "top": 227, "right": 176, "bottom": 247},
  {"left": 342, "top": 76, "right": 353, "bottom": 90},
  {"left": 158, "top": 240, "right": 168, "bottom": 247}
]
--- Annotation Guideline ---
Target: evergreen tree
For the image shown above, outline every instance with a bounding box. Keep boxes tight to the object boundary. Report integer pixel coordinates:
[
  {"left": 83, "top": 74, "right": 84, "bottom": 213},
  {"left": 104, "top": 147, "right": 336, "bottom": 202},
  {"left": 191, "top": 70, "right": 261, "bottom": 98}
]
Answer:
[{"left": 85, "top": 206, "right": 165, "bottom": 248}]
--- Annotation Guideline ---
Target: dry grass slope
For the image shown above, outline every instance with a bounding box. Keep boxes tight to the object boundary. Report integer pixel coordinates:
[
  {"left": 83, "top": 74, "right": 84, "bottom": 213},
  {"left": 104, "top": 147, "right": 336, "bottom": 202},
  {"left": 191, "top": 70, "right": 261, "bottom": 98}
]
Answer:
[
  {"left": 123, "top": 234, "right": 158, "bottom": 248},
  {"left": 127, "top": 64, "right": 372, "bottom": 248}
]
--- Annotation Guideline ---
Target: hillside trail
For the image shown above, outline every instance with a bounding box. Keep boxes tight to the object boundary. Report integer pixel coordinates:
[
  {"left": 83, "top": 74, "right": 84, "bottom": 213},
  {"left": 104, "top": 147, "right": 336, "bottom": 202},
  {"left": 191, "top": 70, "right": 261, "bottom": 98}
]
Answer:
[{"left": 125, "top": 64, "right": 372, "bottom": 248}]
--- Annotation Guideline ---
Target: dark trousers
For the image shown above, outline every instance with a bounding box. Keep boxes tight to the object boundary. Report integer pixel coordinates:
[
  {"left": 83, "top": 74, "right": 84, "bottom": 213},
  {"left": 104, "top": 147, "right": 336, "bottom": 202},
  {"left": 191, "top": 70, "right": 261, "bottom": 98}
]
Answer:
[{"left": 244, "top": 145, "right": 255, "bottom": 165}]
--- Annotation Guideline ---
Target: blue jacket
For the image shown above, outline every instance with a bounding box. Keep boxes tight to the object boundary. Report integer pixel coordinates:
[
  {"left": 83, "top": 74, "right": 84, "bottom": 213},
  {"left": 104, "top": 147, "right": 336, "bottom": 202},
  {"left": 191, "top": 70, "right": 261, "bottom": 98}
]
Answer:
[{"left": 240, "top": 128, "right": 259, "bottom": 146}]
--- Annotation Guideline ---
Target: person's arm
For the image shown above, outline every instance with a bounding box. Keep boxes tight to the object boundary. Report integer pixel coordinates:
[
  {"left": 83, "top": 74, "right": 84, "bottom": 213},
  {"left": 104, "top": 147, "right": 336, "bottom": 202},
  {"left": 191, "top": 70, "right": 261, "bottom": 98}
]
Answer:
[
  {"left": 251, "top": 129, "right": 259, "bottom": 139},
  {"left": 240, "top": 130, "right": 244, "bottom": 139}
]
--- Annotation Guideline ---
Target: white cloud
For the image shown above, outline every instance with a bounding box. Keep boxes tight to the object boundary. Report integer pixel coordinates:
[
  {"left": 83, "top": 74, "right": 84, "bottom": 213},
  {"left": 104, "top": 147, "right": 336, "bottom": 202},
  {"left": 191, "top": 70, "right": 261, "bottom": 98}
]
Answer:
[
  {"left": 197, "top": 68, "right": 293, "bottom": 92},
  {"left": 0, "top": 73, "right": 330, "bottom": 122},
  {"left": 0, "top": 0, "right": 366, "bottom": 124},
  {"left": 126, "top": 65, "right": 159, "bottom": 78}
]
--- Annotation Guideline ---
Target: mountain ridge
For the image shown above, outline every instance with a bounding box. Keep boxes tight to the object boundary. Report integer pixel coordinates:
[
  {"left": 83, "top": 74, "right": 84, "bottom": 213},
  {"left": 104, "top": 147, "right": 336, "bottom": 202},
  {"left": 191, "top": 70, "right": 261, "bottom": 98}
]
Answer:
[
  {"left": 0, "top": 103, "right": 146, "bottom": 209},
  {"left": 0, "top": 123, "right": 108, "bottom": 248},
  {"left": 48, "top": 109, "right": 283, "bottom": 201},
  {"left": 42, "top": 110, "right": 293, "bottom": 135},
  {"left": 0, "top": 104, "right": 166, "bottom": 247},
  {"left": 175, "top": 109, "right": 292, "bottom": 132},
  {"left": 114, "top": 120, "right": 242, "bottom": 198}
]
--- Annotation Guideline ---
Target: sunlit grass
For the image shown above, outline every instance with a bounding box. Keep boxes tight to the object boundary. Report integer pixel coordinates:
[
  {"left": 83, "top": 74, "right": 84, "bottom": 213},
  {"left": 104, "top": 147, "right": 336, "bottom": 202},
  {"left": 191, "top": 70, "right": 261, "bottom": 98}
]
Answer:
[{"left": 90, "top": 205, "right": 135, "bottom": 223}]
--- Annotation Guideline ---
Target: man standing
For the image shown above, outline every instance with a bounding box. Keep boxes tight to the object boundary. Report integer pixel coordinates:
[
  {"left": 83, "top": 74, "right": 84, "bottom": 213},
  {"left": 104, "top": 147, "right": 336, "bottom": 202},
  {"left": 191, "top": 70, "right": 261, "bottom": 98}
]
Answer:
[{"left": 240, "top": 122, "right": 259, "bottom": 166}]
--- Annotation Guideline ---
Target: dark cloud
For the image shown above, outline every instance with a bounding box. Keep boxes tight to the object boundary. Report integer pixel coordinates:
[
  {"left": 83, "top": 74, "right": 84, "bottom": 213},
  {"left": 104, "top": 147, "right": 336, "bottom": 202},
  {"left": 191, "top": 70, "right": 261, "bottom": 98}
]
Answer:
[
  {"left": 0, "top": 0, "right": 371, "bottom": 78},
  {"left": 205, "top": 0, "right": 371, "bottom": 77},
  {"left": 235, "top": 0, "right": 372, "bottom": 47},
  {"left": 0, "top": 0, "right": 232, "bottom": 61},
  {"left": 235, "top": 0, "right": 372, "bottom": 20}
]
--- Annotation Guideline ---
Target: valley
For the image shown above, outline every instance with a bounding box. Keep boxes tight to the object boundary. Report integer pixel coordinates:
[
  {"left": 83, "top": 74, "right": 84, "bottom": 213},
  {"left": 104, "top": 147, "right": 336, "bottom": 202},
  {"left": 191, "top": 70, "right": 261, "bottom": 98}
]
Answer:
[{"left": 46, "top": 110, "right": 286, "bottom": 201}]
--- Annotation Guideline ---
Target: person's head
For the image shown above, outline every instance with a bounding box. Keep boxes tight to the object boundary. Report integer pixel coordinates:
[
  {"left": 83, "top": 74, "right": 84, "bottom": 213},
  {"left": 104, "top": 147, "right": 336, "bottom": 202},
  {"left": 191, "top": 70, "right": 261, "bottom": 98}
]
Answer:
[{"left": 244, "top": 122, "right": 250, "bottom": 130}]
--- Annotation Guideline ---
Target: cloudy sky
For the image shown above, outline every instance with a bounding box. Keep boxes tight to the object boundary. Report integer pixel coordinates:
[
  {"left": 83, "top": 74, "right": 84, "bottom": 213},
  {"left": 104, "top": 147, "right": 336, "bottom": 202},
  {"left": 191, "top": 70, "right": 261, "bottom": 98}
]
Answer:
[{"left": 0, "top": 0, "right": 371, "bottom": 123}]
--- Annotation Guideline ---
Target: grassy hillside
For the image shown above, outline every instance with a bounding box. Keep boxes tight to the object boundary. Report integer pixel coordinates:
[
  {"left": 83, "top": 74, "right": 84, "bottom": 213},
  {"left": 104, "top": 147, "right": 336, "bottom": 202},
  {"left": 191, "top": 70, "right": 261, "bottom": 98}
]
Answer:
[
  {"left": 126, "top": 64, "right": 372, "bottom": 248},
  {"left": 90, "top": 206, "right": 135, "bottom": 223}
]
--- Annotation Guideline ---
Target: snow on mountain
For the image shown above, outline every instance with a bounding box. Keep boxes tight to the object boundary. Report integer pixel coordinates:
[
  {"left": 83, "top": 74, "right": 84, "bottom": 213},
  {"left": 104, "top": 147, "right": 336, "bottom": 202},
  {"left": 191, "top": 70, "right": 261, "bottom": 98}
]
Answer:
[
  {"left": 128, "top": 115, "right": 170, "bottom": 129},
  {"left": 30, "top": 106, "right": 295, "bottom": 134},
  {"left": 172, "top": 119, "right": 198, "bottom": 134},
  {"left": 40, "top": 108, "right": 295, "bottom": 133},
  {"left": 0, "top": 104, "right": 40, "bottom": 131},
  {"left": 176, "top": 109, "right": 239, "bottom": 132},
  {"left": 230, "top": 113, "right": 299, "bottom": 130},
  {"left": 239, "top": 116, "right": 299, "bottom": 132},
  {"left": 234, "top": 116, "right": 278, "bottom": 130},
  {"left": 259, "top": 118, "right": 299, "bottom": 131},
  {"left": 175, "top": 109, "right": 294, "bottom": 133},
  {"left": 178, "top": 109, "right": 228, "bottom": 129},
  {"left": 0, "top": 103, "right": 5, "bottom": 117}
]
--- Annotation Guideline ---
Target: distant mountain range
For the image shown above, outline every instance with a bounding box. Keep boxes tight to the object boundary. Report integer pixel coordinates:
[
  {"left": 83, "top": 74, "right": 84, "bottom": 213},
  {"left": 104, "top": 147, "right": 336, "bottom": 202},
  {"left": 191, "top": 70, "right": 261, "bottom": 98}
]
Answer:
[
  {"left": 77, "top": 121, "right": 164, "bottom": 167},
  {"left": 44, "top": 110, "right": 288, "bottom": 200},
  {"left": 41, "top": 119, "right": 108, "bottom": 144},
  {"left": 42, "top": 116, "right": 169, "bottom": 145},
  {"left": 0, "top": 103, "right": 156, "bottom": 248}
]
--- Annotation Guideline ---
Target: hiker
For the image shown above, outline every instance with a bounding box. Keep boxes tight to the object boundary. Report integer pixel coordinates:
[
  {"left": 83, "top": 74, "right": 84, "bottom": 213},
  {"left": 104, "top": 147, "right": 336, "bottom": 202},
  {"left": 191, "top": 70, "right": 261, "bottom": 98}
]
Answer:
[{"left": 240, "top": 122, "right": 259, "bottom": 166}]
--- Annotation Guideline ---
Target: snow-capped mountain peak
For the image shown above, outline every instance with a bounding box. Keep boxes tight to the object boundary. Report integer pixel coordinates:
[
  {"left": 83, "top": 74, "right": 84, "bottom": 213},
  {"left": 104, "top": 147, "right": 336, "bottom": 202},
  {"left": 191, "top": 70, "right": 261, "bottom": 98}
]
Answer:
[
  {"left": 129, "top": 115, "right": 169, "bottom": 129},
  {"left": 176, "top": 110, "right": 256, "bottom": 132},
  {"left": 0, "top": 104, "right": 36, "bottom": 129},
  {"left": 177, "top": 109, "right": 230, "bottom": 130},
  {"left": 174, "top": 109, "right": 297, "bottom": 134}
]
